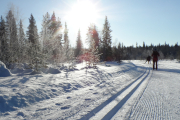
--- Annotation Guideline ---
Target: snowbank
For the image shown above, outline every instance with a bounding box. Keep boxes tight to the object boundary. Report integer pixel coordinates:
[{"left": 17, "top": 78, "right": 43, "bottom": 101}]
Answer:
[
  {"left": 0, "top": 61, "right": 12, "bottom": 77},
  {"left": 45, "top": 67, "right": 61, "bottom": 74}
]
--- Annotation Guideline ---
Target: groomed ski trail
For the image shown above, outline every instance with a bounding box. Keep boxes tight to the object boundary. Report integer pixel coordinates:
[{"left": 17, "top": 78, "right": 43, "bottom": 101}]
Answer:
[
  {"left": 127, "top": 61, "right": 180, "bottom": 120},
  {"left": 81, "top": 65, "right": 152, "bottom": 120}
]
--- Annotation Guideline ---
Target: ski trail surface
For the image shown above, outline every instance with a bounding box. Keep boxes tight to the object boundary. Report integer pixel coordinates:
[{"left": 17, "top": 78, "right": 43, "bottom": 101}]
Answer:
[
  {"left": 89, "top": 61, "right": 152, "bottom": 120},
  {"left": 125, "top": 60, "right": 180, "bottom": 120},
  {"left": 0, "top": 60, "right": 180, "bottom": 120}
]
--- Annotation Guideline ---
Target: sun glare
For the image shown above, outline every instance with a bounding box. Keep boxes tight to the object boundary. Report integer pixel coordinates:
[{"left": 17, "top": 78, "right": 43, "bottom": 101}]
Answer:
[{"left": 66, "top": 0, "right": 99, "bottom": 29}]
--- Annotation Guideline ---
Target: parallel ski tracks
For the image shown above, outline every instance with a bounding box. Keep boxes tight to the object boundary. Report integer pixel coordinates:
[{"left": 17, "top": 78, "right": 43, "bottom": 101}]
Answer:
[{"left": 80, "top": 66, "right": 151, "bottom": 120}]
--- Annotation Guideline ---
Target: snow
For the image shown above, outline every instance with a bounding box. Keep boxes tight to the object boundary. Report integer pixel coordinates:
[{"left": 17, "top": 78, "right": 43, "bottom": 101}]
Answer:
[
  {"left": 0, "top": 61, "right": 12, "bottom": 77},
  {"left": 0, "top": 60, "right": 180, "bottom": 119}
]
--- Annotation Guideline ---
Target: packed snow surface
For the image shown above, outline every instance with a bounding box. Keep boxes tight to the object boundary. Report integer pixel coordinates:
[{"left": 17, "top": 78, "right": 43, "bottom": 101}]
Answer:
[{"left": 0, "top": 60, "right": 180, "bottom": 120}]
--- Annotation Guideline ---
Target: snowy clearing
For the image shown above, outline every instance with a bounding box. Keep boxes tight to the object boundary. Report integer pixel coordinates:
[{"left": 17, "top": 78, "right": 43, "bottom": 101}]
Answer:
[{"left": 0, "top": 60, "right": 180, "bottom": 120}]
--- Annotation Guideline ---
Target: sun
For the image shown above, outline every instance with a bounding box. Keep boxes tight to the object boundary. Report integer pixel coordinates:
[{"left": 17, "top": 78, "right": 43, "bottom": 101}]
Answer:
[{"left": 66, "top": 0, "right": 99, "bottom": 29}]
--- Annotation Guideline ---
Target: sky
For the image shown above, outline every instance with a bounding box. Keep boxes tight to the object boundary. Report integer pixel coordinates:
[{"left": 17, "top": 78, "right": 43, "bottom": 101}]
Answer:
[{"left": 0, "top": 0, "right": 180, "bottom": 47}]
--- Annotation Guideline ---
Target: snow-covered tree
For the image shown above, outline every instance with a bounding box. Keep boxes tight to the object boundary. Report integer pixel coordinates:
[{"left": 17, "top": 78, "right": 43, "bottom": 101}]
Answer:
[
  {"left": 17, "top": 19, "right": 26, "bottom": 63},
  {"left": 0, "top": 16, "right": 9, "bottom": 64},
  {"left": 41, "top": 12, "right": 63, "bottom": 64},
  {"left": 84, "top": 39, "right": 101, "bottom": 68},
  {"left": 27, "top": 14, "right": 45, "bottom": 71},
  {"left": 41, "top": 12, "right": 53, "bottom": 62},
  {"left": 87, "top": 24, "right": 100, "bottom": 51},
  {"left": 63, "top": 22, "right": 70, "bottom": 60},
  {"left": 101, "top": 16, "right": 112, "bottom": 61},
  {"left": 6, "top": 10, "right": 19, "bottom": 65},
  {"left": 27, "top": 14, "right": 39, "bottom": 45},
  {"left": 75, "top": 29, "right": 83, "bottom": 57}
]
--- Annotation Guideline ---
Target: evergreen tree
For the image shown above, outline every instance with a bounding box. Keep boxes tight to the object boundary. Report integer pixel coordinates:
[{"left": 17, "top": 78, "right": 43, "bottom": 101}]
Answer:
[
  {"left": 27, "top": 14, "right": 39, "bottom": 44},
  {"left": 64, "top": 22, "right": 69, "bottom": 45},
  {"left": 18, "top": 19, "right": 26, "bottom": 63},
  {"left": 0, "top": 16, "right": 9, "bottom": 64},
  {"left": 87, "top": 24, "right": 100, "bottom": 51},
  {"left": 41, "top": 12, "right": 53, "bottom": 61},
  {"left": 75, "top": 29, "right": 83, "bottom": 57},
  {"left": 117, "top": 42, "right": 122, "bottom": 62},
  {"left": 6, "top": 10, "right": 18, "bottom": 65},
  {"left": 101, "top": 16, "right": 112, "bottom": 61},
  {"left": 27, "top": 14, "right": 44, "bottom": 72},
  {"left": 84, "top": 39, "right": 101, "bottom": 68},
  {"left": 143, "top": 41, "right": 145, "bottom": 48},
  {"left": 63, "top": 22, "right": 70, "bottom": 60},
  {"left": 41, "top": 12, "right": 63, "bottom": 64}
]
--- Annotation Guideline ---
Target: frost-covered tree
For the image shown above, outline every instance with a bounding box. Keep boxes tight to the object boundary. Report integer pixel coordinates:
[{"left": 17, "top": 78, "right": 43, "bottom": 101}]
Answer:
[
  {"left": 27, "top": 14, "right": 39, "bottom": 45},
  {"left": 6, "top": 10, "right": 19, "bottom": 65},
  {"left": 159, "top": 51, "right": 164, "bottom": 60},
  {"left": 63, "top": 22, "right": 70, "bottom": 60},
  {"left": 101, "top": 16, "right": 112, "bottom": 61},
  {"left": 27, "top": 14, "right": 45, "bottom": 71},
  {"left": 41, "top": 12, "right": 53, "bottom": 61},
  {"left": 142, "top": 49, "right": 152, "bottom": 59},
  {"left": 41, "top": 12, "right": 63, "bottom": 64},
  {"left": 85, "top": 24, "right": 101, "bottom": 67},
  {"left": 18, "top": 19, "right": 26, "bottom": 63},
  {"left": 61, "top": 22, "right": 75, "bottom": 64},
  {"left": 87, "top": 24, "right": 100, "bottom": 51},
  {"left": 84, "top": 39, "right": 101, "bottom": 68},
  {"left": 75, "top": 29, "right": 83, "bottom": 57},
  {"left": 0, "top": 16, "right": 9, "bottom": 64},
  {"left": 64, "top": 22, "right": 69, "bottom": 46}
]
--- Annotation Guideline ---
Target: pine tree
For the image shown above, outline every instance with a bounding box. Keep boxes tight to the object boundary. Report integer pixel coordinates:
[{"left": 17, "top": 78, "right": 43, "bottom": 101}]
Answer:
[
  {"left": 87, "top": 24, "right": 100, "bottom": 53},
  {"left": 84, "top": 39, "right": 101, "bottom": 68},
  {"left": 85, "top": 24, "right": 101, "bottom": 67},
  {"left": 41, "top": 12, "right": 53, "bottom": 61},
  {"left": 41, "top": 12, "right": 63, "bottom": 65},
  {"left": 63, "top": 22, "right": 70, "bottom": 60},
  {"left": 117, "top": 42, "right": 122, "bottom": 62},
  {"left": 27, "top": 14, "right": 44, "bottom": 72},
  {"left": 143, "top": 41, "right": 145, "bottom": 48},
  {"left": 6, "top": 10, "right": 18, "bottom": 65},
  {"left": 51, "top": 14, "right": 63, "bottom": 64},
  {"left": 0, "top": 16, "right": 9, "bottom": 64},
  {"left": 75, "top": 29, "right": 83, "bottom": 57},
  {"left": 101, "top": 16, "right": 112, "bottom": 61},
  {"left": 18, "top": 19, "right": 26, "bottom": 63},
  {"left": 27, "top": 14, "right": 39, "bottom": 45}
]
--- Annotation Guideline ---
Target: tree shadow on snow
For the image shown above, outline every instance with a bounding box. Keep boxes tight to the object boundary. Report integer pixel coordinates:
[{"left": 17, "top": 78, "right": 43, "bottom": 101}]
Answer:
[
  {"left": 79, "top": 62, "right": 148, "bottom": 120},
  {"left": 79, "top": 66, "right": 148, "bottom": 120}
]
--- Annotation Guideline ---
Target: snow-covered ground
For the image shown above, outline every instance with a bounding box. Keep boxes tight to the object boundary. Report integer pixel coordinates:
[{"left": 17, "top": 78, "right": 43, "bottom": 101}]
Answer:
[{"left": 0, "top": 60, "right": 180, "bottom": 120}]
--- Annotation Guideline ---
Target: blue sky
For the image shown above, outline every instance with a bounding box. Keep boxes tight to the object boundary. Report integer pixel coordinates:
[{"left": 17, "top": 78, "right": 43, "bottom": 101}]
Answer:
[{"left": 0, "top": 0, "right": 180, "bottom": 47}]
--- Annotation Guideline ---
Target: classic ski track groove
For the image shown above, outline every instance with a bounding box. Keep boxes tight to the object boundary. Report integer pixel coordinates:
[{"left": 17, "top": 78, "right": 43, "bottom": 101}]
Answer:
[
  {"left": 80, "top": 67, "right": 151, "bottom": 120},
  {"left": 128, "top": 67, "right": 175, "bottom": 120}
]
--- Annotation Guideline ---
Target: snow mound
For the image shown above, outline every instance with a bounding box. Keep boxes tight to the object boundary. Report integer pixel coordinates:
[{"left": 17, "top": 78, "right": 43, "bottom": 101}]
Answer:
[
  {"left": 0, "top": 61, "right": 12, "bottom": 77},
  {"left": 0, "top": 95, "right": 28, "bottom": 112},
  {"left": 45, "top": 67, "right": 61, "bottom": 74},
  {"left": 30, "top": 71, "right": 43, "bottom": 75},
  {"left": 11, "top": 68, "right": 24, "bottom": 74}
]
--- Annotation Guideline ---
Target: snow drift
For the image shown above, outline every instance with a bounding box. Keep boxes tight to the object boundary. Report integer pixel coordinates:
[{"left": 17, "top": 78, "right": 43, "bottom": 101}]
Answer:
[{"left": 0, "top": 61, "right": 12, "bottom": 77}]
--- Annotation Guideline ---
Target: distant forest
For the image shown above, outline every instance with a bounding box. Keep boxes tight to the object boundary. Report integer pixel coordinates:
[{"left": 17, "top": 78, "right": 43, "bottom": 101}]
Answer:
[
  {"left": 0, "top": 7, "right": 180, "bottom": 70},
  {"left": 113, "top": 42, "right": 180, "bottom": 61}
]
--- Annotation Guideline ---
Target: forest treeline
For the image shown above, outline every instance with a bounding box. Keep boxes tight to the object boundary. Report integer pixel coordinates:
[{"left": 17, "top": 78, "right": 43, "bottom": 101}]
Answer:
[{"left": 0, "top": 8, "right": 180, "bottom": 71}]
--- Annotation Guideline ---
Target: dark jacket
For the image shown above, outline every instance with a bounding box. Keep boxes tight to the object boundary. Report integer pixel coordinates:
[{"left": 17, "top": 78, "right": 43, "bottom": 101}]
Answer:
[
  {"left": 151, "top": 51, "right": 160, "bottom": 61},
  {"left": 147, "top": 56, "right": 151, "bottom": 61}
]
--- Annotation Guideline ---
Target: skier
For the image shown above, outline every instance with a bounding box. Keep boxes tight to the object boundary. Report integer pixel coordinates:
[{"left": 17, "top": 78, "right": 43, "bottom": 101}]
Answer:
[
  {"left": 145, "top": 55, "right": 151, "bottom": 64},
  {"left": 151, "top": 48, "right": 160, "bottom": 70}
]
